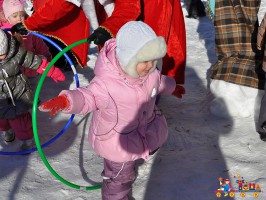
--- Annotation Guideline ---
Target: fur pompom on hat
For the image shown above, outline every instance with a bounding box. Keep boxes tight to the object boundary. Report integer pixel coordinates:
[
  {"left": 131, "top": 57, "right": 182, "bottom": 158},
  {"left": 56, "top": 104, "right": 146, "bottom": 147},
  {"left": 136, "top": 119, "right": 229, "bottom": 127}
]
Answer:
[
  {"left": 116, "top": 21, "right": 167, "bottom": 78},
  {"left": 3, "top": 0, "right": 25, "bottom": 19},
  {"left": 0, "top": 29, "right": 8, "bottom": 55}
]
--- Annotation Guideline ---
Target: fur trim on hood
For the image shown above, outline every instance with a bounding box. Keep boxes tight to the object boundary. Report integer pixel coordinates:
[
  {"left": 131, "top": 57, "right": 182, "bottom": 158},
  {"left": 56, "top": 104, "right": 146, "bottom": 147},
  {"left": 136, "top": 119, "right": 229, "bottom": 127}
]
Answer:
[
  {"left": 116, "top": 21, "right": 167, "bottom": 78},
  {"left": 122, "top": 36, "right": 166, "bottom": 78}
]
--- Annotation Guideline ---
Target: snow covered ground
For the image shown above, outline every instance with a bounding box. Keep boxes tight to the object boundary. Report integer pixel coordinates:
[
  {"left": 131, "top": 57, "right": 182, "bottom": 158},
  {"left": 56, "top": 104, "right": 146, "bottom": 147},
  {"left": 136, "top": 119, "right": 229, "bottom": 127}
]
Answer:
[{"left": 1, "top": 1, "right": 266, "bottom": 199}]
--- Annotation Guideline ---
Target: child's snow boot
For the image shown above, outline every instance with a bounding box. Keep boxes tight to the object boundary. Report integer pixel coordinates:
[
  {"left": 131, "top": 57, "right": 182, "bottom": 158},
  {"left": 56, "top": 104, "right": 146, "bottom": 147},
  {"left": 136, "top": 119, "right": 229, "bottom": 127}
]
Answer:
[
  {"left": 3, "top": 129, "right": 15, "bottom": 142},
  {"left": 20, "top": 139, "right": 33, "bottom": 151}
]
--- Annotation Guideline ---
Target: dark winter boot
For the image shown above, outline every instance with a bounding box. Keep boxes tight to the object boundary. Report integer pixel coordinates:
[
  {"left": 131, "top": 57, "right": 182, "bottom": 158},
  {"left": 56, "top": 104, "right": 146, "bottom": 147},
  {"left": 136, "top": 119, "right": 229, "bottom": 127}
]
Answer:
[
  {"left": 3, "top": 129, "right": 15, "bottom": 142},
  {"left": 259, "top": 123, "right": 266, "bottom": 141},
  {"left": 259, "top": 132, "right": 266, "bottom": 141}
]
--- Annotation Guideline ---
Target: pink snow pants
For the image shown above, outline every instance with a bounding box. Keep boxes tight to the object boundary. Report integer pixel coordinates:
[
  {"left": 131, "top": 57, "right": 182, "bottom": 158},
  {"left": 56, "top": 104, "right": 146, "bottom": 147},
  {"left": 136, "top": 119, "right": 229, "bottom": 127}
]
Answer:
[
  {"left": 0, "top": 112, "right": 33, "bottom": 141},
  {"left": 101, "top": 159, "right": 136, "bottom": 200}
]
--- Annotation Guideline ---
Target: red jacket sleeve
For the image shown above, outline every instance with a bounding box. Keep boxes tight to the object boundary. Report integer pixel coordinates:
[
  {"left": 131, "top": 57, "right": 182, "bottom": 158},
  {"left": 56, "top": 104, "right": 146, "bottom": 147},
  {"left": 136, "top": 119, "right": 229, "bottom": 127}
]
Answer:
[
  {"left": 33, "top": 0, "right": 48, "bottom": 11},
  {"left": 23, "top": 0, "right": 90, "bottom": 67},
  {"left": 24, "top": 0, "right": 75, "bottom": 31},
  {"left": 99, "top": 0, "right": 141, "bottom": 36}
]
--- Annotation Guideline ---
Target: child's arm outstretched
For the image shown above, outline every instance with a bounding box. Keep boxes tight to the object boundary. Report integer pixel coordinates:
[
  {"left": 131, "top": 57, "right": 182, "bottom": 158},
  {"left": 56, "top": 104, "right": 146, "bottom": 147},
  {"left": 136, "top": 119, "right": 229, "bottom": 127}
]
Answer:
[
  {"left": 17, "top": 47, "right": 65, "bottom": 82},
  {"left": 39, "top": 78, "right": 110, "bottom": 116},
  {"left": 36, "top": 59, "right": 65, "bottom": 82}
]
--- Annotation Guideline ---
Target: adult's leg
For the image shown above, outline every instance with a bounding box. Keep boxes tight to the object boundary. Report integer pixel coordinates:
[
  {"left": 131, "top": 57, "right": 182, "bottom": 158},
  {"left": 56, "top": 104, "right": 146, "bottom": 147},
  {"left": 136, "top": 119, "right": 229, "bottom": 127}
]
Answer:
[{"left": 258, "top": 74, "right": 266, "bottom": 141}]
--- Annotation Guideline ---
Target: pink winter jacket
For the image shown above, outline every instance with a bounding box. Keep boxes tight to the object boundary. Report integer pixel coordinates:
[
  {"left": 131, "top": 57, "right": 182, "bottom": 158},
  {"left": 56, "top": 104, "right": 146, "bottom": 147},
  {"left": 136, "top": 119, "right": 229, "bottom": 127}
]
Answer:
[
  {"left": 61, "top": 39, "right": 176, "bottom": 162},
  {"left": 0, "top": 22, "right": 52, "bottom": 77}
]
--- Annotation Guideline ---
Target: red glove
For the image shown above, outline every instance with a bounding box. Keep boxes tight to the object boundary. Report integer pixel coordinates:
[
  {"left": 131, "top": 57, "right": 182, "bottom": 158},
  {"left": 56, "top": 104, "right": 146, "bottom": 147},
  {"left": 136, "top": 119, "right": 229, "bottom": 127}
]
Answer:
[
  {"left": 38, "top": 95, "right": 70, "bottom": 116},
  {"left": 172, "top": 84, "right": 186, "bottom": 98},
  {"left": 37, "top": 59, "right": 66, "bottom": 82}
]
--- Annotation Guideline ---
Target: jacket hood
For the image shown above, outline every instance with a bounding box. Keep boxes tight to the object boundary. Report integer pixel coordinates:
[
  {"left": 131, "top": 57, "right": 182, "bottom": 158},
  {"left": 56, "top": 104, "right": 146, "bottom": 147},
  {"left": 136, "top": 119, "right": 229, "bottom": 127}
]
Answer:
[
  {"left": 0, "top": 31, "right": 17, "bottom": 65},
  {"left": 94, "top": 38, "right": 120, "bottom": 77}
]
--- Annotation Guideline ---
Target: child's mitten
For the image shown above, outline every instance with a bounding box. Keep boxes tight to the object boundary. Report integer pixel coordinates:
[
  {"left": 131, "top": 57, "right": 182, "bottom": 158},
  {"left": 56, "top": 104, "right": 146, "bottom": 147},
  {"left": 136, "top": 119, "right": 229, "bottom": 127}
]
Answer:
[
  {"left": 172, "top": 84, "right": 186, "bottom": 98},
  {"left": 39, "top": 95, "right": 70, "bottom": 116},
  {"left": 37, "top": 59, "right": 66, "bottom": 82}
]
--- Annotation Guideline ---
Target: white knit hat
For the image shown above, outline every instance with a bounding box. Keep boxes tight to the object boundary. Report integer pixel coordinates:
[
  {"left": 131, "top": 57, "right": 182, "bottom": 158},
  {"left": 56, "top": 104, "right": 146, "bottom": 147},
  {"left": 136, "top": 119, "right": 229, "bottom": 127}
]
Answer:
[
  {"left": 3, "top": 0, "right": 25, "bottom": 19},
  {"left": 0, "top": 29, "right": 8, "bottom": 55},
  {"left": 116, "top": 21, "right": 167, "bottom": 78}
]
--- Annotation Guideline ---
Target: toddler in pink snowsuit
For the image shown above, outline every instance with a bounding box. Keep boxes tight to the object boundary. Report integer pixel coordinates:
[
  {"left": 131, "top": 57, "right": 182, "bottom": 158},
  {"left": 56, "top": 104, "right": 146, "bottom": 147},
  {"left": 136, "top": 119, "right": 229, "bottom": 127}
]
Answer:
[{"left": 39, "top": 21, "right": 185, "bottom": 199}]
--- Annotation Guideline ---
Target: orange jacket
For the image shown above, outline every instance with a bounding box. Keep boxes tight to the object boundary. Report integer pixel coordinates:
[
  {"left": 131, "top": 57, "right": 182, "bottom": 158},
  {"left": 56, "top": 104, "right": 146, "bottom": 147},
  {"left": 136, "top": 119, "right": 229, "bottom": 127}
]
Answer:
[
  {"left": 96, "top": 0, "right": 186, "bottom": 83},
  {"left": 24, "top": 0, "right": 89, "bottom": 67}
]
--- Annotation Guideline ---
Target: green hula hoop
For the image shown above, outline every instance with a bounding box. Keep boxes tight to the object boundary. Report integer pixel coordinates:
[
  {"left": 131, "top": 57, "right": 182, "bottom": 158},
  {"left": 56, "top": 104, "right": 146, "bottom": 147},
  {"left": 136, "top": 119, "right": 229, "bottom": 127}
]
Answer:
[{"left": 32, "top": 38, "right": 101, "bottom": 190}]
